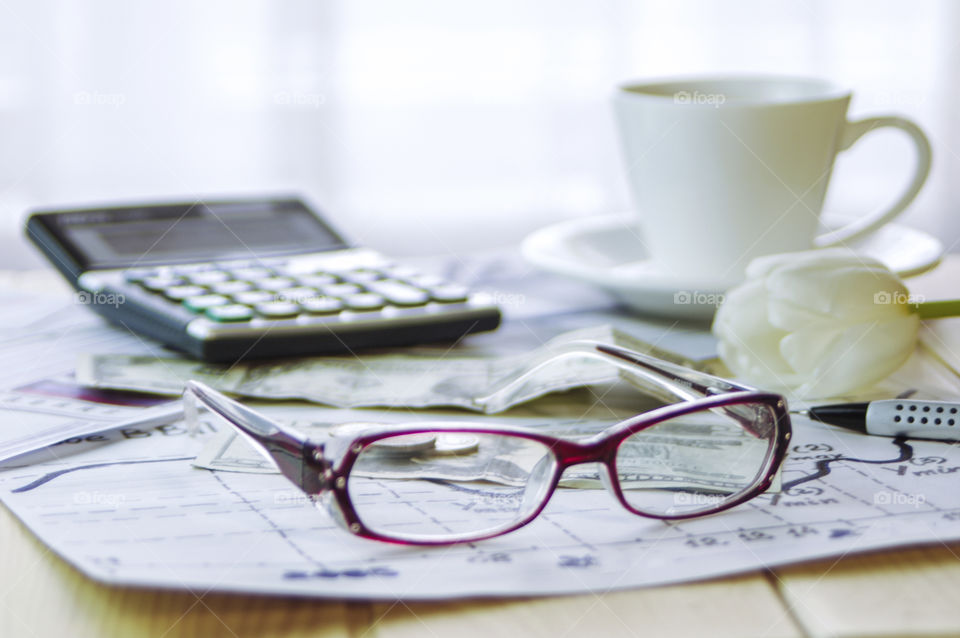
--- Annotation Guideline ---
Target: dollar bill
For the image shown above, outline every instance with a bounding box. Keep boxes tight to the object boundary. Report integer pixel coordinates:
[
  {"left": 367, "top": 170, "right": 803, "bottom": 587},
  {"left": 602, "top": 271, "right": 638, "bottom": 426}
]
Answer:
[{"left": 77, "top": 325, "right": 695, "bottom": 413}]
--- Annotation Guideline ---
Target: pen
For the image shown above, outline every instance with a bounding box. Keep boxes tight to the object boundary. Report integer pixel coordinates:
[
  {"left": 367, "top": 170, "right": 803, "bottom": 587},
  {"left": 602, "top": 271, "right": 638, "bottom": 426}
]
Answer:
[{"left": 799, "top": 399, "right": 960, "bottom": 442}]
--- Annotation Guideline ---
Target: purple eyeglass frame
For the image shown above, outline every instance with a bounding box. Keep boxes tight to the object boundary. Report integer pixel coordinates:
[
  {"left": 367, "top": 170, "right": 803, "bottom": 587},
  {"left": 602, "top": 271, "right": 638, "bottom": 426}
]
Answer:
[{"left": 184, "top": 343, "right": 792, "bottom": 546}]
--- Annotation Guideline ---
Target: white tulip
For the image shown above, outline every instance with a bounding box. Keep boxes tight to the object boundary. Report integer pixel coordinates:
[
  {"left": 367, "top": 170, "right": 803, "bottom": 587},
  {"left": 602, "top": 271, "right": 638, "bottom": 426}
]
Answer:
[{"left": 712, "top": 249, "right": 920, "bottom": 398}]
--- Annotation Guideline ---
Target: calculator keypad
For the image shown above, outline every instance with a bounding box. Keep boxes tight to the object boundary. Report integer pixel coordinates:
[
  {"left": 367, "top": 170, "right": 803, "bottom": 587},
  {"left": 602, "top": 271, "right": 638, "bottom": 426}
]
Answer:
[{"left": 127, "top": 260, "right": 470, "bottom": 325}]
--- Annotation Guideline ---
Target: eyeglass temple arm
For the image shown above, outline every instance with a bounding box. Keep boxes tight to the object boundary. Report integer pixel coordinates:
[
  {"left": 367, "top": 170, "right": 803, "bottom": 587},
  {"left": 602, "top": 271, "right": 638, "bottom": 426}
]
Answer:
[
  {"left": 184, "top": 381, "right": 326, "bottom": 494},
  {"left": 589, "top": 344, "right": 777, "bottom": 439},
  {"left": 479, "top": 341, "right": 754, "bottom": 409},
  {"left": 594, "top": 343, "right": 756, "bottom": 395}
]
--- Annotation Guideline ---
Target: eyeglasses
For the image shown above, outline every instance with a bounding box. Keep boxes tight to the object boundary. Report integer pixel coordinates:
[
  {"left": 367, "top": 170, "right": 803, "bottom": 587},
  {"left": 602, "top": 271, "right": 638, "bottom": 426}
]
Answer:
[{"left": 182, "top": 342, "right": 791, "bottom": 546}]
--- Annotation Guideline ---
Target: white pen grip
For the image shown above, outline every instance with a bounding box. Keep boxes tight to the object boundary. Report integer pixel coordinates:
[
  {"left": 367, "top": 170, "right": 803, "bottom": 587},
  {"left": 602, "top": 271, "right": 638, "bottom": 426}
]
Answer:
[{"left": 866, "top": 400, "right": 960, "bottom": 440}]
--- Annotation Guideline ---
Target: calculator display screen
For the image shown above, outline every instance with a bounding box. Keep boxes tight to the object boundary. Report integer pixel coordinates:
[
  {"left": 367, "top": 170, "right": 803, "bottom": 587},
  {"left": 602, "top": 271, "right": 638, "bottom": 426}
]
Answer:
[{"left": 41, "top": 199, "right": 349, "bottom": 269}]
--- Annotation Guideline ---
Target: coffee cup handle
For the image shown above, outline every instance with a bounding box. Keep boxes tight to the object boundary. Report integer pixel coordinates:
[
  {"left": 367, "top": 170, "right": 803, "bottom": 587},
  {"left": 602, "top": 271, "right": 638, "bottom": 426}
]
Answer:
[{"left": 814, "top": 116, "right": 931, "bottom": 247}]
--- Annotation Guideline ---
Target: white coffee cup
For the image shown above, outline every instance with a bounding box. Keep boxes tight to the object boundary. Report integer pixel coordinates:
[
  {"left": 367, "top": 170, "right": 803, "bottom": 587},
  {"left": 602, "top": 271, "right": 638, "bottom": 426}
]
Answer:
[{"left": 613, "top": 75, "right": 931, "bottom": 284}]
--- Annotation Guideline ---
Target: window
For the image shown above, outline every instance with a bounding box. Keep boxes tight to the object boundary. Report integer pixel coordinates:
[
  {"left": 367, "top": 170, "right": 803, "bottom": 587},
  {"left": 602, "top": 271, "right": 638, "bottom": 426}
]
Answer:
[{"left": 1, "top": 0, "right": 955, "bottom": 263}]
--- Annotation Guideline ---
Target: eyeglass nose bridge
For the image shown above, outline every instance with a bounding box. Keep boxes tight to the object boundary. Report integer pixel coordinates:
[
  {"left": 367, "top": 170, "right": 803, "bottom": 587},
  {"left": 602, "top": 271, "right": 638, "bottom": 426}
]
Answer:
[
  {"left": 550, "top": 436, "right": 620, "bottom": 468},
  {"left": 548, "top": 438, "right": 622, "bottom": 495}
]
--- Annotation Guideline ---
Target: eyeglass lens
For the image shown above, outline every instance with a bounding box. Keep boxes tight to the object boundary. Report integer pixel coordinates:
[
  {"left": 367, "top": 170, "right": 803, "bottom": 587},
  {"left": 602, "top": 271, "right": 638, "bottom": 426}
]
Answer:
[
  {"left": 615, "top": 401, "right": 778, "bottom": 517},
  {"left": 346, "top": 432, "right": 556, "bottom": 542}
]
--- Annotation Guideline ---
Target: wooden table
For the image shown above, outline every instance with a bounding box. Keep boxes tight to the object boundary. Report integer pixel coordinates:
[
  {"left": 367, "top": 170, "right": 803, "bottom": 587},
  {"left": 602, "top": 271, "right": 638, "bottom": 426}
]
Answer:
[{"left": 3, "top": 259, "right": 960, "bottom": 638}]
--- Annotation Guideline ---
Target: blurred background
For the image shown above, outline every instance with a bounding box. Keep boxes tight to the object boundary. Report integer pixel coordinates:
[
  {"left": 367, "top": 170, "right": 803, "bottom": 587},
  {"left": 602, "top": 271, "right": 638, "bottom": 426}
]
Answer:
[{"left": 0, "top": 0, "right": 956, "bottom": 267}]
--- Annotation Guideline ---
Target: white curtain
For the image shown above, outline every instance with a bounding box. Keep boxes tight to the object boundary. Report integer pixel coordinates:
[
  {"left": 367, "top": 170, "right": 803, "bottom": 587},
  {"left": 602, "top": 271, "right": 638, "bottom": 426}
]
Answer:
[{"left": 1, "top": 0, "right": 956, "bottom": 265}]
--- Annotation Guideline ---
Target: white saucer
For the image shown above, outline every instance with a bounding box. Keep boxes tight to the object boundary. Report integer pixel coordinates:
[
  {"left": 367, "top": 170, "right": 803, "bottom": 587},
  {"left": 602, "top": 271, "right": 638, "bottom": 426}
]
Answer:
[{"left": 521, "top": 214, "right": 944, "bottom": 320}]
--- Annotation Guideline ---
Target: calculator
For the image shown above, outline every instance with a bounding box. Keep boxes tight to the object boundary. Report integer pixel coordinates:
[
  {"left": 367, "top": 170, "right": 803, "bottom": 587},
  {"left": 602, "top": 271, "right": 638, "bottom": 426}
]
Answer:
[{"left": 25, "top": 197, "right": 501, "bottom": 362}]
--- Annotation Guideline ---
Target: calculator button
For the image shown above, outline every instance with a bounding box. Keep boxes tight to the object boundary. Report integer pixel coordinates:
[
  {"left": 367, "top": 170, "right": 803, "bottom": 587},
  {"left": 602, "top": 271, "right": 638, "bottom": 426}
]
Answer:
[
  {"left": 163, "top": 285, "right": 208, "bottom": 300},
  {"left": 277, "top": 287, "right": 320, "bottom": 303},
  {"left": 428, "top": 285, "right": 469, "bottom": 303},
  {"left": 299, "top": 296, "right": 344, "bottom": 314},
  {"left": 140, "top": 276, "right": 186, "bottom": 292},
  {"left": 382, "top": 265, "right": 420, "bottom": 279},
  {"left": 409, "top": 274, "right": 445, "bottom": 289},
  {"left": 218, "top": 259, "right": 255, "bottom": 269},
  {"left": 340, "top": 268, "right": 383, "bottom": 284},
  {"left": 205, "top": 304, "right": 254, "bottom": 322},
  {"left": 366, "top": 281, "right": 430, "bottom": 306},
  {"left": 255, "top": 301, "right": 301, "bottom": 318},
  {"left": 256, "top": 277, "right": 296, "bottom": 291},
  {"left": 172, "top": 263, "right": 215, "bottom": 274},
  {"left": 211, "top": 280, "right": 254, "bottom": 295},
  {"left": 271, "top": 262, "right": 304, "bottom": 277},
  {"left": 343, "top": 293, "right": 386, "bottom": 311},
  {"left": 188, "top": 270, "right": 230, "bottom": 285},
  {"left": 123, "top": 267, "right": 156, "bottom": 282},
  {"left": 322, "top": 283, "right": 364, "bottom": 297},
  {"left": 298, "top": 273, "right": 339, "bottom": 287},
  {"left": 233, "top": 290, "right": 276, "bottom": 305},
  {"left": 183, "top": 294, "right": 230, "bottom": 312},
  {"left": 230, "top": 267, "right": 274, "bottom": 280}
]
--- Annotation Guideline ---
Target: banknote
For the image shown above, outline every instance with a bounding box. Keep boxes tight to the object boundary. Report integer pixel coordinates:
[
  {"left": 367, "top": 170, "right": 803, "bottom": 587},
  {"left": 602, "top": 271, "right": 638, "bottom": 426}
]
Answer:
[{"left": 77, "top": 325, "right": 696, "bottom": 413}]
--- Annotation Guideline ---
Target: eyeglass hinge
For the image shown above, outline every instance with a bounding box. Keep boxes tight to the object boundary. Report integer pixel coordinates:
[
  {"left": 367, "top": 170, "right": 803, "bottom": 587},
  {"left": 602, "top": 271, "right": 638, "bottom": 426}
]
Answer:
[{"left": 302, "top": 442, "right": 335, "bottom": 493}]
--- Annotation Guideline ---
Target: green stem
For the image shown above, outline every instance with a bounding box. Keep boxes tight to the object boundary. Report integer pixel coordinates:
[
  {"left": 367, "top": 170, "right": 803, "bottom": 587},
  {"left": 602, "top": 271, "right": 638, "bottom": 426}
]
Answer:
[{"left": 911, "top": 299, "right": 960, "bottom": 320}]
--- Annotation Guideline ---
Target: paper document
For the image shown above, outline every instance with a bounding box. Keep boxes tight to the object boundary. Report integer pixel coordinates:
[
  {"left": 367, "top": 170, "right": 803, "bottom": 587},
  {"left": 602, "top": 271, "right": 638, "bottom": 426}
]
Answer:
[
  {"left": 0, "top": 290, "right": 181, "bottom": 461},
  {"left": 0, "top": 385, "right": 180, "bottom": 461},
  {"left": 4, "top": 384, "right": 960, "bottom": 599}
]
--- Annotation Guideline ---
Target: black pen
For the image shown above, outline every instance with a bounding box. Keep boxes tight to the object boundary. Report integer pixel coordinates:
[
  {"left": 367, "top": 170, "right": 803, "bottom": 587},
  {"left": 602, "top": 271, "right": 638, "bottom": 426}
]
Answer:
[{"left": 798, "top": 399, "right": 960, "bottom": 442}]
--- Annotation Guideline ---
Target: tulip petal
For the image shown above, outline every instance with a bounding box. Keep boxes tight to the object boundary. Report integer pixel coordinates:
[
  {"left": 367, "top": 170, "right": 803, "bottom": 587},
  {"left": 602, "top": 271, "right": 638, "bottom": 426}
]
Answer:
[
  {"left": 794, "top": 313, "right": 920, "bottom": 398},
  {"left": 779, "top": 326, "right": 843, "bottom": 376},
  {"left": 713, "top": 280, "right": 798, "bottom": 387},
  {"left": 765, "top": 263, "right": 900, "bottom": 324}
]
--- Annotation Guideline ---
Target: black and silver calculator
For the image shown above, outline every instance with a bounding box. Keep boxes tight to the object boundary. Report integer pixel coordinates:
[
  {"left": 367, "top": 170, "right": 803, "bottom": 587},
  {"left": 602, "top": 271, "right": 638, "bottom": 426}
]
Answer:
[{"left": 26, "top": 197, "right": 501, "bottom": 362}]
